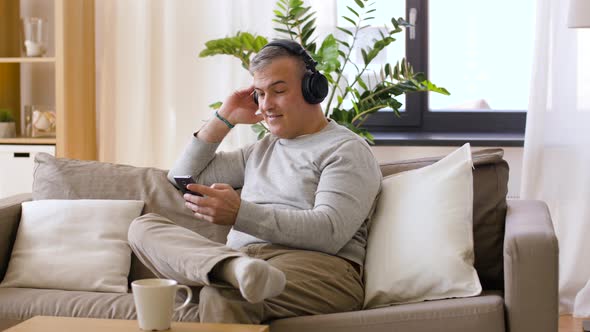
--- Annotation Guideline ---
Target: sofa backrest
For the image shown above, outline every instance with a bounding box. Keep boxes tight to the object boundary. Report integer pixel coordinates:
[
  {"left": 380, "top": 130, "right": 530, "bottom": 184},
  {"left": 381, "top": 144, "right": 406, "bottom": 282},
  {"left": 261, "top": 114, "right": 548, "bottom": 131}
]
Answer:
[
  {"left": 379, "top": 148, "right": 509, "bottom": 290},
  {"left": 31, "top": 148, "right": 508, "bottom": 290}
]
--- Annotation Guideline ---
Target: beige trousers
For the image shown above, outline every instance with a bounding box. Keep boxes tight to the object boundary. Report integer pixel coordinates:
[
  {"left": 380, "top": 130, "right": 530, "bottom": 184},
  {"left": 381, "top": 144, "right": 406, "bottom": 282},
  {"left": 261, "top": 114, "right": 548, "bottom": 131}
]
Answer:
[{"left": 128, "top": 213, "right": 364, "bottom": 324}]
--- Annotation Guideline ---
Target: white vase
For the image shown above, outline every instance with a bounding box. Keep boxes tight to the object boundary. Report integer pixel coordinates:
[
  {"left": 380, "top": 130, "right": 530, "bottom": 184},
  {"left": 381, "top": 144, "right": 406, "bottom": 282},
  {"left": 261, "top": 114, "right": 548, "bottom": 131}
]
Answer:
[{"left": 0, "top": 122, "right": 16, "bottom": 138}]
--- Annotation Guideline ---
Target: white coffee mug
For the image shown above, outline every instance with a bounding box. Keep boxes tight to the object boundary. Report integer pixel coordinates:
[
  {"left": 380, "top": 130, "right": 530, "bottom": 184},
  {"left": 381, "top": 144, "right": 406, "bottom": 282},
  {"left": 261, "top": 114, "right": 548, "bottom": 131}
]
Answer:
[{"left": 131, "top": 278, "right": 193, "bottom": 331}]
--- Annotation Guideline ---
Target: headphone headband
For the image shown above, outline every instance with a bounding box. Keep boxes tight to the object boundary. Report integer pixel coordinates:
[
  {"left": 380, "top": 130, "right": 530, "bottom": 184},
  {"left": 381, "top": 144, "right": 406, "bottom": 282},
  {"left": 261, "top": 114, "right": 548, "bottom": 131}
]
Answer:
[{"left": 263, "top": 40, "right": 319, "bottom": 72}]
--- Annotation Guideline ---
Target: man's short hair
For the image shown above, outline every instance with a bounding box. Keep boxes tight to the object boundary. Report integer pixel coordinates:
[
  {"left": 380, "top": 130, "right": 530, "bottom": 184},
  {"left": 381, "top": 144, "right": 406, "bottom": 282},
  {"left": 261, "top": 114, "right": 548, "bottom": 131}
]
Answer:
[{"left": 249, "top": 45, "right": 307, "bottom": 78}]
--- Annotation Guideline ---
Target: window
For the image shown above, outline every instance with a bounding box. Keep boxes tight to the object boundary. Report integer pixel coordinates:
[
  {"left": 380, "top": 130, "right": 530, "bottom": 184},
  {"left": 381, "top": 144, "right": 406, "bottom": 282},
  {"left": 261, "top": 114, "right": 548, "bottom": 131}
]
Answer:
[{"left": 336, "top": 0, "right": 535, "bottom": 146}]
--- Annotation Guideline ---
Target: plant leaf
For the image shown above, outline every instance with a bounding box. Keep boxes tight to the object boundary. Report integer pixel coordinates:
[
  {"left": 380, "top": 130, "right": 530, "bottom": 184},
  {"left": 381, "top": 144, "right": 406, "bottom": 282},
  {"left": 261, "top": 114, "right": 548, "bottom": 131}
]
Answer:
[
  {"left": 384, "top": 63, "right": 391, "bottom": 77},
  {"left": 300, "top": 12, "right": 316, "bottom": 24},
  {"left": 274, "top": 28, "right": 298, "bottom": 36},
  {"left": 208, "top": 101, "right": 222, "bottom": 110},
  {"left": 337, "top": 39, "right": 350, "bottom": 48},
  {"left": 343, "top": 16, "right": 356, "bottom": 26},
  {"left": 346, "top": 6, "right": 359, "bottom": 17},
  {"left": 421, "top": 80, "right": 451, "bottom": 95},
  {"left": 302, "top": 18, "right": 317, "bottom": 33},
  {"left": 315, "top": 34, "right": 340, "bottom": 72},
  {"left": 337, "top": 27, "right": 354, "bottom": 37},
  {"left": 357, "top": 77, "right": 368, "bottom": 91},
  {"left": 251, "top": 123, "right": 269, "bottom": 140}
]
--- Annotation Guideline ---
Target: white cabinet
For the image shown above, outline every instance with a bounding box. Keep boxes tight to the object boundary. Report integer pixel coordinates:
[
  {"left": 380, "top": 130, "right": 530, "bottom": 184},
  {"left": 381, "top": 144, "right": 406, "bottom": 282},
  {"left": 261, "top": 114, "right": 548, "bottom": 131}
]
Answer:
[{"left": 0, "top": 144, "right": 55, "bottom": 198}]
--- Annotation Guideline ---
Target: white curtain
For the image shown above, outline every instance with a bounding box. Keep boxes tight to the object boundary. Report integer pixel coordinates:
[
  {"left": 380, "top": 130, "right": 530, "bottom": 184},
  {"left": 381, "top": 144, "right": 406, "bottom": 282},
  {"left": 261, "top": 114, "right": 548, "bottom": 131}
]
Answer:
[
  {"left": 95, "top": 0, "right": 336, "bottom": 169},
  {"left": 521, "top": 0, "right": 590, "bottom": 317}
]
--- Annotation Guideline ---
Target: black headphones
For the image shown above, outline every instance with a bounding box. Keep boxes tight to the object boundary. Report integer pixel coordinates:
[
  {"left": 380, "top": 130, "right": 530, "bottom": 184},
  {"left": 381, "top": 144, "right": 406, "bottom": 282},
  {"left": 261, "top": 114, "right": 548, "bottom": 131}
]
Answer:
[{"left": 253, "top": 39, "right": 329, "bottom": 105}]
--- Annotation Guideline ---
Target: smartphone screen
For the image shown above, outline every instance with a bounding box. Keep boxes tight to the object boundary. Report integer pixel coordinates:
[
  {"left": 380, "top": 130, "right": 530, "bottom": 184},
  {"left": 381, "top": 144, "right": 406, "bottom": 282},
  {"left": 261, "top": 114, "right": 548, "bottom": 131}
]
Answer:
[{"left": 173, "top": 175, "right": 203, "bottom": 196}]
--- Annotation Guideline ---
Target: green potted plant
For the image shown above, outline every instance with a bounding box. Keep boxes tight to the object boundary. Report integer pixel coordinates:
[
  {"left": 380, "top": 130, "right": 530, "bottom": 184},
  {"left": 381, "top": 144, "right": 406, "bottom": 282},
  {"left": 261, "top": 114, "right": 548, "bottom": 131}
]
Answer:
[
  {"left": 0, "top": 108, "right": 16, "bottom": 138},
  {"left": 199, "top": 0, "right": 449, "bottom": 143}
]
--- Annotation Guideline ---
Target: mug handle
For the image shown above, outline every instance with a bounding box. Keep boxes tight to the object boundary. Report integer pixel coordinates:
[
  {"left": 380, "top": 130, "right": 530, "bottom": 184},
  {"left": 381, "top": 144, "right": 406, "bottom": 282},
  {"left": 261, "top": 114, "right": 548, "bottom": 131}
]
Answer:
[{"left": 174, "top": 285, "right": 193, "bottom": 311}]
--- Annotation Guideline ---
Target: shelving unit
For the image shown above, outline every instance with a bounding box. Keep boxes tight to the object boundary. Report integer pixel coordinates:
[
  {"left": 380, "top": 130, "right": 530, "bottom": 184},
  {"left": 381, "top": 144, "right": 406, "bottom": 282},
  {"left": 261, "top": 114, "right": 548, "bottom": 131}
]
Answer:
[
  {"left": 0, "top": 58, "right": 56, "bottom": 63},
  {"left": 0, "top": 137, "right": 55, "bottom": 144},
  {"left": 0, "top": 0, "right": 96, "bottom": 160}
]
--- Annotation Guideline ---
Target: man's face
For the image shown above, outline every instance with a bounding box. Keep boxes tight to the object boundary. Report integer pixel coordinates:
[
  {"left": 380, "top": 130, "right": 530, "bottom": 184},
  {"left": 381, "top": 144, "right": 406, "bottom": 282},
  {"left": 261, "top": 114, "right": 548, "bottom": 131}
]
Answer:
[{"left": 253, "top": 56, "right": 312, "bottom": 139}]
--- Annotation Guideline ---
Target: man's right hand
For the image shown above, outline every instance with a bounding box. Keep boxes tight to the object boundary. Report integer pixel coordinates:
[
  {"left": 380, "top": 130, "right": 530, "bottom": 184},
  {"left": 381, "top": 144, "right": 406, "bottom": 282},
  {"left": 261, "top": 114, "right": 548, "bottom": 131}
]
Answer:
[
  {"left": 218, "top": 86, "right": 263, "bottom": 125},
  {"left": 197, "top": 86, "right": 263, "bottom": 143}
]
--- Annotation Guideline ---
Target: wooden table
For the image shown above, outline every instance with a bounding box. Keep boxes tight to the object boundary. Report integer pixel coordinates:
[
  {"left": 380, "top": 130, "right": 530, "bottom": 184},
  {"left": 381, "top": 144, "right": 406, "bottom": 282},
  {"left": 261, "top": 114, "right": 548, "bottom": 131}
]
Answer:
[
  {"left": 4, "top": 316, "right": 269, "bottom": 332},
  {"left": 559, "top": 314, "right": 589, "bottom": 332}
]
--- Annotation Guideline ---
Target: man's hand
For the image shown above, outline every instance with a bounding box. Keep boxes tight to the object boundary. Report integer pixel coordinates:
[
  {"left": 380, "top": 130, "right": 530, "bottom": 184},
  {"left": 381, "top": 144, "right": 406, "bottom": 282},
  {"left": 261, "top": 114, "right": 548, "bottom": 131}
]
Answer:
[
  {"left": 218, "top": 86, "right": 263, "bottom": 125},
  {"left": 197, "top": 86, "right": 263, "bottom": 143},
  {"left": 183, "top": 183, "right": 241, "bottom": 225}
]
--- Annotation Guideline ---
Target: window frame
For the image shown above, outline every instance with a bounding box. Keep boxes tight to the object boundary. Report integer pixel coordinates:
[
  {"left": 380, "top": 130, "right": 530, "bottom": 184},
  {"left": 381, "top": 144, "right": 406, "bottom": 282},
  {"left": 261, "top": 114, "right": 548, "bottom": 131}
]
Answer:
[{"left": 359, "top": 0, "right": 527, "bottom": 146}]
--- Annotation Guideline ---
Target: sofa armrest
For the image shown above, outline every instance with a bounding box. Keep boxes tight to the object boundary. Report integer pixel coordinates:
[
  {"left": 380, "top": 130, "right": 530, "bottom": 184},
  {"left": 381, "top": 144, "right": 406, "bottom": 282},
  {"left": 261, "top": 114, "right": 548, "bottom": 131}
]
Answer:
[
  {"left": 0, "top": 193, "right": 32, "bottom": 281},
  {"left": 503, "top": 200, "right": 558, "bottom": 332}
]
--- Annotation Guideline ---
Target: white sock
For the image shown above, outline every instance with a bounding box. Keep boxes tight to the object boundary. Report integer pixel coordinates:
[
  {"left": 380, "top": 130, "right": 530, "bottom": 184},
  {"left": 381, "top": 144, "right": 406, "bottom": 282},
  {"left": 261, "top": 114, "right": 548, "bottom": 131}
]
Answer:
[{"left": 223, "top": 256, "right": 286, "bottom": 303}]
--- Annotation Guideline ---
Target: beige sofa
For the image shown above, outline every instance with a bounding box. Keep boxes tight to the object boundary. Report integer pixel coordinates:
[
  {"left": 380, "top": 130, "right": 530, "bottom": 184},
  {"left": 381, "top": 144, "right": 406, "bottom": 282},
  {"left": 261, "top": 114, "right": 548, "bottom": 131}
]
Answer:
[{"left": 0, "top": 149, "right": 558, "bottom": 332}]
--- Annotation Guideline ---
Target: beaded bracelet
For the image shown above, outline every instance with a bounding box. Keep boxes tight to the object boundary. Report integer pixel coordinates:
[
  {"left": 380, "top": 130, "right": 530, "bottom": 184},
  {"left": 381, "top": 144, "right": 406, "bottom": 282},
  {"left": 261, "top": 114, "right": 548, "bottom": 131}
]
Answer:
[{"left": 215, "top": 111, "right": 235, "bottom": 129}]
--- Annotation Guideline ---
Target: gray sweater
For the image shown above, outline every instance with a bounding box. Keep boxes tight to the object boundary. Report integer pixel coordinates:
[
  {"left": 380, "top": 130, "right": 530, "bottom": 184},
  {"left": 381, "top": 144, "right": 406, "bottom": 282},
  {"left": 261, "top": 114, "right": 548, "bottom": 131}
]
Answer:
[{"left": 168, "top": 121, "right": 382, "bottom": 266}]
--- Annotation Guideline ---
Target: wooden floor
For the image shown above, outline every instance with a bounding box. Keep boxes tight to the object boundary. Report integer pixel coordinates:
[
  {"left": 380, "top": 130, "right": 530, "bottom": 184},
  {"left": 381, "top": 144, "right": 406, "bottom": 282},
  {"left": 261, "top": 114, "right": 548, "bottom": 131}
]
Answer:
[{"left": 560, "top": 315, "right": 587, "bottom": 332}]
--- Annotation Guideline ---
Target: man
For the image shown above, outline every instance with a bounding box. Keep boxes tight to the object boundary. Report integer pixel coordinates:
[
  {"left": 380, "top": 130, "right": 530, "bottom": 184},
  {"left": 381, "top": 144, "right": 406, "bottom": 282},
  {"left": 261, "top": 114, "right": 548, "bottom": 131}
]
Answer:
[{"left": 128, "top": 39, "right": 382, "bottom": 324}]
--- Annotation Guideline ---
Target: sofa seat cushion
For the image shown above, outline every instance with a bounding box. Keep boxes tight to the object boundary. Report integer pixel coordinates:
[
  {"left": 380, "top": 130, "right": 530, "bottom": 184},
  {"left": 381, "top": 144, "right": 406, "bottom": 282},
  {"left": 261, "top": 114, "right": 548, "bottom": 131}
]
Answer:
[
  {"left": 270, "top": 292, "right": 505, "bottom": 332},
  {"left": 0, "top": 288, "right": 199, "bottom": 323}
]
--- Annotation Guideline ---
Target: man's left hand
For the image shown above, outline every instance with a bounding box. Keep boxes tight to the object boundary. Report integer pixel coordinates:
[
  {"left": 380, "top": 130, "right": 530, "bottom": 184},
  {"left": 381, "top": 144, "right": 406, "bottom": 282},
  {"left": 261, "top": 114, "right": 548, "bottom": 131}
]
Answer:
[{"left": 183, "top": 183, "right": 241, "bottom": 225}]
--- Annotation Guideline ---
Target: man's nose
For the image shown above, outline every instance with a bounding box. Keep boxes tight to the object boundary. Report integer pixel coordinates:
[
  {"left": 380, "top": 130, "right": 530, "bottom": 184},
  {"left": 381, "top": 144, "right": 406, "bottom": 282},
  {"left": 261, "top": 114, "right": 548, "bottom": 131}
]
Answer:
[{"left": 261, "top": 95, "right": 274, "bottom": 111}]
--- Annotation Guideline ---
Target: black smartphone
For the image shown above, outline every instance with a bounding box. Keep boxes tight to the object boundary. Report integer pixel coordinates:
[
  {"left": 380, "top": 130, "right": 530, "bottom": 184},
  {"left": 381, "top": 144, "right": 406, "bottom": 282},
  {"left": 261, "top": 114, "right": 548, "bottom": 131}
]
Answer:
[{"left": 173, "top": 175, "right": 203, "bottom": 196}]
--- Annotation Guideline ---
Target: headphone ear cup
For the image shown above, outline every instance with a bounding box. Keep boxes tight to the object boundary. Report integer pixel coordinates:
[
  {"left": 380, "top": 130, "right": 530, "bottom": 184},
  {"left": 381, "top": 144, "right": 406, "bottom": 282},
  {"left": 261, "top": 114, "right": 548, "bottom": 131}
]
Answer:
[
  {"left": 253, "top": 91, "right": 259, "bottom": 105},
  {"left": 302, "top": 72, "right": 329, "bottom": 104}
]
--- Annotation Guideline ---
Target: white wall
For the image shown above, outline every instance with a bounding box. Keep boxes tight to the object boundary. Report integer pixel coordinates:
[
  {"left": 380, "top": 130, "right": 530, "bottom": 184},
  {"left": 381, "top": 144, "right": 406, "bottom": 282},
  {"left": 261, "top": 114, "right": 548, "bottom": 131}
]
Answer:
[{"left": 371, "top": 146, "right": 523, "bottom": 198}]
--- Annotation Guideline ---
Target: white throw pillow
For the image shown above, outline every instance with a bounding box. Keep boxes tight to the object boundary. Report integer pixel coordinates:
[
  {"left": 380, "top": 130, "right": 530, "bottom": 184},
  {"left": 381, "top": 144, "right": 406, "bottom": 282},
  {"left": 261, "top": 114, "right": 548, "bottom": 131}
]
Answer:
[
  {"left": 363, "top": 143, "right": 482, "bottom": 309},
  {"left": 0, "top": 199, "right": 144, "bottom": 293}
]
